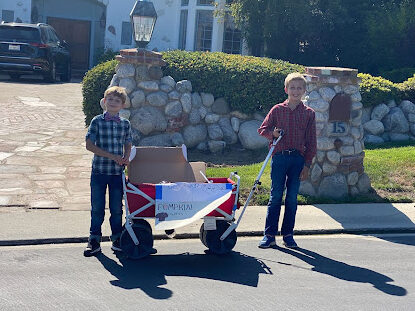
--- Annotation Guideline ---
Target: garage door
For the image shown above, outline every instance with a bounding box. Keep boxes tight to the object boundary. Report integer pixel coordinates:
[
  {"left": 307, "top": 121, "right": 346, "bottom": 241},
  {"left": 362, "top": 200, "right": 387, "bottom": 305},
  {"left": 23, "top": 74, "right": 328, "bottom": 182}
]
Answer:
[{"left": 47, "top": 17, "right": 91, "bottom": 74}]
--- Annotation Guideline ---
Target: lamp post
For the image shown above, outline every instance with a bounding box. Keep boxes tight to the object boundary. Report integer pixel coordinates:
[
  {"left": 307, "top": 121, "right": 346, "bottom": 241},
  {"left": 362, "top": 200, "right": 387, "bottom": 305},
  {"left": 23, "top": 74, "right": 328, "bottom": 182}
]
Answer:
[{"left": 130, "top": 0, "right": 157, "bottom": 49}]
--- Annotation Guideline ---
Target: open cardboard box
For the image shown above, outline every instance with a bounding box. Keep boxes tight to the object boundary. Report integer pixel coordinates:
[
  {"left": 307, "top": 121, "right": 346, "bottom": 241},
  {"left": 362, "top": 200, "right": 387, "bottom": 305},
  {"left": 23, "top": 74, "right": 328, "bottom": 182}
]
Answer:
[{"left": 127, "top": 146, "right": 206, "bottom": 184}]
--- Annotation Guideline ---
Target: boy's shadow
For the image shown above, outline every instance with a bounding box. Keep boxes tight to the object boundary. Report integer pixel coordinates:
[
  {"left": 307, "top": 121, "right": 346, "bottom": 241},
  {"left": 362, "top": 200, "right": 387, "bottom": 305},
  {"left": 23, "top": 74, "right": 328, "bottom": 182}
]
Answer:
[
  {"left": 96, "top": 251, "right": 271, "bottom": 299},
  {"left": 275, "top": 246, "right": 407, "bottom": 296}
]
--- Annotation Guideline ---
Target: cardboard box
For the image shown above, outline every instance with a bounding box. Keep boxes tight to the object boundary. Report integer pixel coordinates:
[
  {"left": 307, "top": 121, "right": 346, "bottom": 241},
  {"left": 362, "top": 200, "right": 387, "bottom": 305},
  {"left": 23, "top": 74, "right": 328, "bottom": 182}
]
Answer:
[{"left": 127, "top": 146, "right": 206, "bottom": 184}]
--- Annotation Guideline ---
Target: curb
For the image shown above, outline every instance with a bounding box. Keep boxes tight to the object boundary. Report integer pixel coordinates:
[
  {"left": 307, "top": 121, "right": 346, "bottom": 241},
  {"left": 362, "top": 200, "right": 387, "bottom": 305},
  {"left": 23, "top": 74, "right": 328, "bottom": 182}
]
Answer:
[{"left": 1, "top": 228, "right": 415, "bottom": 247}]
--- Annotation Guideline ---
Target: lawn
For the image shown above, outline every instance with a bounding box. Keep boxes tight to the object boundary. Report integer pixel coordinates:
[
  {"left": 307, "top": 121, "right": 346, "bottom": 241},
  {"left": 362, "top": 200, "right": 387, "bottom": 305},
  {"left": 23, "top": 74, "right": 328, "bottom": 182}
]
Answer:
[{"left": 199, "top": 141, "right": 415, "bottom": 205}]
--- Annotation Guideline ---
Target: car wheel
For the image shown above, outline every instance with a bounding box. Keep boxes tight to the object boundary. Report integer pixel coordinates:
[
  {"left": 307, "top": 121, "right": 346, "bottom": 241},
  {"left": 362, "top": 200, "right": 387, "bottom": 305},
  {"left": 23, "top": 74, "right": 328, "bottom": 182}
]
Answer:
[
  {"left": 9, "top": 73, "right": 20, "bottom": 80},
  {"left": 60, "top": 61, "right": 71, "bottom": 82},
  {"left": 44, "top": 61, "right": 56, "bottom": 83}
]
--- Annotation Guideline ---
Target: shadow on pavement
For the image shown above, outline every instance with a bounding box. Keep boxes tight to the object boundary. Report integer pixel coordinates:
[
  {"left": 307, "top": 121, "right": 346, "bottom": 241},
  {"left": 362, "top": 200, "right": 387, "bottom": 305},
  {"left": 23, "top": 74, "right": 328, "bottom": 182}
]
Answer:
[
  {"left": 315, "top": 203, "right": 415, "bottom": 246},
  {"left": 276, "top": 246, "right": 407, "bottom": 296},
  {"left": 96, "top": 251, "right": 271, "bottom": 299}
]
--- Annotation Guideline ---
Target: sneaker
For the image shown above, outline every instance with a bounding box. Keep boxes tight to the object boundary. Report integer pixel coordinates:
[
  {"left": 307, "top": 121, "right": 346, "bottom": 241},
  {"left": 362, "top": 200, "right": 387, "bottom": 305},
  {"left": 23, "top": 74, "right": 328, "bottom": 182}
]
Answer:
[
  {"left": 258, "top": 235, "right": 276, "bottom": 248},
  {"left": 84, "top": 239, "right": 101, "bottom": 257},
  {"left": 111, "top": 238, "right": 122, "bottom": 252},
  {"left": 283, "top": 235, "right": 298, "bottom": 248}
]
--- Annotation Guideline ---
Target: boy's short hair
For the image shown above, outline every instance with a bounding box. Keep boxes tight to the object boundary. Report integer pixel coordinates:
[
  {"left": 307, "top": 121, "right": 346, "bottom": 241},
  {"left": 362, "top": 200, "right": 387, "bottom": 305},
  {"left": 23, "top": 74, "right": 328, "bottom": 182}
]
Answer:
[
  {"left": 284, "top": 72, "right": 307, "bottom": 88},
  {"left": 104, "top": 86, "right": 127, "bottom": 104}
]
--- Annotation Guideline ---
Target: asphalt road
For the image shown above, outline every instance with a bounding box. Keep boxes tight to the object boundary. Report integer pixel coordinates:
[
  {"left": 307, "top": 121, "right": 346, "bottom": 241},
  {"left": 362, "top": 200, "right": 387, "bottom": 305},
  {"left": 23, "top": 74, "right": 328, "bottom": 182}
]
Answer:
[{"left": 1, "top": 234, "right": 414, "bottom": 311}]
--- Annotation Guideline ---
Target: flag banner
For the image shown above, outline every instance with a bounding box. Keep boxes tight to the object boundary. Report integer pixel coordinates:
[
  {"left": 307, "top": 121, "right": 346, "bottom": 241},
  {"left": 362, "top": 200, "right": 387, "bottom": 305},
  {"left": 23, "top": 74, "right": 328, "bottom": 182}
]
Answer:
[{"left": 155, "top": 182, "right": 233, "bottom": 230}]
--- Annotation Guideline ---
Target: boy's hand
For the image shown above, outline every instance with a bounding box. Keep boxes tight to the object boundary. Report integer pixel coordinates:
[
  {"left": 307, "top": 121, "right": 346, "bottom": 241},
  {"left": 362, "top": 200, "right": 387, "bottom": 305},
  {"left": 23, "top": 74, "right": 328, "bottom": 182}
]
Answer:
[
  {"left": 112, "top": 155, "right": 124, "bottom": 165},
  {"left": 121, "top": 156, "right": 130, "bottom": 165},
  {"left": 300, "top": 166, "right": 310, "bottom": 181},
  {"left": 273, "top": 128, "right": 282, "bottom": 138}
]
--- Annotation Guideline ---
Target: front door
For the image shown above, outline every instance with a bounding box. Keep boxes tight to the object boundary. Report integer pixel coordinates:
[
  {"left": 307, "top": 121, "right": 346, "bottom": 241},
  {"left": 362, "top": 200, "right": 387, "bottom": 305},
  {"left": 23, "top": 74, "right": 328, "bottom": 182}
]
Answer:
[{"left": 47, "top": 17, "right": 91, "bottom": 74}]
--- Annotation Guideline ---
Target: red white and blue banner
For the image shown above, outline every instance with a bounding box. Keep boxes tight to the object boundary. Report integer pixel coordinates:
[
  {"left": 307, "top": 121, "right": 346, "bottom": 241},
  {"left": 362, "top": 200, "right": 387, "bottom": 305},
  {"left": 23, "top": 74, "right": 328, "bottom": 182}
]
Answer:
[{"left": 155, "top": 182, "right": 232, "bottom": 230}]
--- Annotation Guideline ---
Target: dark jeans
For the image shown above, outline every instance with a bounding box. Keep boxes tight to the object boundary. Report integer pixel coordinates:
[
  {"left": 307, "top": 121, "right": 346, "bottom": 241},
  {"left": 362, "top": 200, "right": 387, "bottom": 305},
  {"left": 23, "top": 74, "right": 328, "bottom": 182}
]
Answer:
[
  {"left": 89, "top": 173, "right": 123, "bottom": 242},
  {"left": 264, "top": 153, "right": 304, "bottom": 236}
]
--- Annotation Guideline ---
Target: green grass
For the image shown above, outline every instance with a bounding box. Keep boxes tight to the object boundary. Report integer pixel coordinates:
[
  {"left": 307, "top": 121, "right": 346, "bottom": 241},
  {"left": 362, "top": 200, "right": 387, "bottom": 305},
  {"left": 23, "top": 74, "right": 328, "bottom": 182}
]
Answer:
[{"left": 206, "top": 141, "right": 415, "bottom": 204}]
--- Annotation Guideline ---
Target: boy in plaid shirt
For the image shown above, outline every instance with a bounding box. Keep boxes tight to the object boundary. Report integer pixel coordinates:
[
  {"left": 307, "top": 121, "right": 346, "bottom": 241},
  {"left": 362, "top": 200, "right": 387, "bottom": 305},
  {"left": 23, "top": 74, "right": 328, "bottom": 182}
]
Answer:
[{"left": 84, "top": 86, "right": 132, "bottom": 257}]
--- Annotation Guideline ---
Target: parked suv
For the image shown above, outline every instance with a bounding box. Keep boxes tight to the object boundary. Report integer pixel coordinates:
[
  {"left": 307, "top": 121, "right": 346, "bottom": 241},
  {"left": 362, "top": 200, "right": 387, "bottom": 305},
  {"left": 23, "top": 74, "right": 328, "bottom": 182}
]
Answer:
[{"left": 0, "top": 22, "right": 71, "bottom": 82}]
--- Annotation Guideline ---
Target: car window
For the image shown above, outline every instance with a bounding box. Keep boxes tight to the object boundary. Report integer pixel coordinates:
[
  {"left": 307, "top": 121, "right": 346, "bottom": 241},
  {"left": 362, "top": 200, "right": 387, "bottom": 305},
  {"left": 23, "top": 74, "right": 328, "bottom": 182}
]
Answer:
[
  {"left": 40, "top": 27, "right": 47, "bottom": 43},
  {"left": 47, "top": 27, "right": 59, "bottom": 43},
  {"left": 49, "top": 28, "right": 61, "bottom": 43},
  {"left": 0, "top": 26, "right": 41, "bottom": 42}
]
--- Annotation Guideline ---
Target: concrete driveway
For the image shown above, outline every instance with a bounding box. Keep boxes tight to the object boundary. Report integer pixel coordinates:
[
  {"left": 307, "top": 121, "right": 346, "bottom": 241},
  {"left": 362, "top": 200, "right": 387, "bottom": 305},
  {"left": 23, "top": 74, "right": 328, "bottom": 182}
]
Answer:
[{"left": 0, "top": 74, "right": 93, "bottom": 210}]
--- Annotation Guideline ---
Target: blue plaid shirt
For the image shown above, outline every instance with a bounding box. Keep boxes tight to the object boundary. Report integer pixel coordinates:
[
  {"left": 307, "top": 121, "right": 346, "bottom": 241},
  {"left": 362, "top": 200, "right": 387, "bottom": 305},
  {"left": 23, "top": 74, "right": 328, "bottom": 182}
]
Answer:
[{"left": 86, "top": 113, "right": 132, "bottom": 175}]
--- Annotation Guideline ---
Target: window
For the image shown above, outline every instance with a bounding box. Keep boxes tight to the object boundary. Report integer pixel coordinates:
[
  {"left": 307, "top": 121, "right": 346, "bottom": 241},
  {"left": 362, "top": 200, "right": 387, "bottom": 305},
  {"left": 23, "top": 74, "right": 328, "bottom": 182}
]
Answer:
[
  {"left": 178, "top": 10, "right": 188, "bottom": 50},
  {"left": 222, "top": 14, "right": 241, "bottom": 54},
  {"left": 181, "top": 0, "right": 189, "bottom": 6},
  {"left": 197, "top": 0, "right": 214, "bottom": 6},
  {"left": 194, "top": 10, "right": 213, "bottom": 51},
  {"left": 2, "top": 10, "right": 14, "bottom": 23},
  {"left": 121, "top": 21, "right": 132, "bottom": 45}
]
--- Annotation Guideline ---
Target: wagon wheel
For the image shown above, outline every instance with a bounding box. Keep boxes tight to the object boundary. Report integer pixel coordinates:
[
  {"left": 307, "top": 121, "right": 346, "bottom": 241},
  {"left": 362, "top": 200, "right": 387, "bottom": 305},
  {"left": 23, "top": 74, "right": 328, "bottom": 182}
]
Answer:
[
  {"left": 120, "top": 220, "right": 156, "bottom": 259},
  {"left": 199, "top": 220, "right": 237, "bottom": 255}
]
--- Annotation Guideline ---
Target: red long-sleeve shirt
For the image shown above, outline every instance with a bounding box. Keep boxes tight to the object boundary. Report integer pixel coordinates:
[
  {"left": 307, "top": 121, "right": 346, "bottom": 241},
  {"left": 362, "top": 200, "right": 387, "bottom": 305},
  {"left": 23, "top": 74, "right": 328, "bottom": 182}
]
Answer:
[{"left": 258, "top": 100, "right": 317, "bottom": 167}]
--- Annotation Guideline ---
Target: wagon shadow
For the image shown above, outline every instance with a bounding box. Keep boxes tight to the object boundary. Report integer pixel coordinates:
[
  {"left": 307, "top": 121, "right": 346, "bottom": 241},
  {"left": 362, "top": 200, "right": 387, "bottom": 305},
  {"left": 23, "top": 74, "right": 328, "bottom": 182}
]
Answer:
[{"left": 96, "top": 251, "right": 271, "bottom": 299}]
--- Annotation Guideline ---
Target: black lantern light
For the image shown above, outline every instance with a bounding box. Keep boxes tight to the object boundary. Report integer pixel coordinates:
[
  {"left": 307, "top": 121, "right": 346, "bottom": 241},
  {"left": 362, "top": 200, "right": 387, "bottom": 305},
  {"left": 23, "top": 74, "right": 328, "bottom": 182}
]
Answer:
[{"left": 130, "top": 0, "right": 157, "bottom": 48}]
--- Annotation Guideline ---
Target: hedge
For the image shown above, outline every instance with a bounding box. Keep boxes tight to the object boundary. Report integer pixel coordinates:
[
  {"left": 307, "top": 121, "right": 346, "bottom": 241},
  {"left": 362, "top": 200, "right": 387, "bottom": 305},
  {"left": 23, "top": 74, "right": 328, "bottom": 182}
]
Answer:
[{"left": 81, "top": 50, "right": 415, "bottom": 125}]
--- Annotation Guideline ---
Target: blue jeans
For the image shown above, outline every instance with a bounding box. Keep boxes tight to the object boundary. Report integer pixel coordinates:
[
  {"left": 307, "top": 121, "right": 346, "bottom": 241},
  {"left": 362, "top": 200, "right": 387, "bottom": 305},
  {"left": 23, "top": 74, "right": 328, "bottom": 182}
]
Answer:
[
  {"left": 89, "top": 173, "right": 123, "bottom": 242},
  {"left": 264, "top": 153, "right": 304, "bottom": 236}
]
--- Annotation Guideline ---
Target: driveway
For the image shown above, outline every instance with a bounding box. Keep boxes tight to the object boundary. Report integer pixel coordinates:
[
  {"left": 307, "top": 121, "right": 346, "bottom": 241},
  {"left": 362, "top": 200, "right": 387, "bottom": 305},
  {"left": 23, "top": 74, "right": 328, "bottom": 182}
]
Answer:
[{"left": 0, "top": 75, "right": 93, "bottom": 210}]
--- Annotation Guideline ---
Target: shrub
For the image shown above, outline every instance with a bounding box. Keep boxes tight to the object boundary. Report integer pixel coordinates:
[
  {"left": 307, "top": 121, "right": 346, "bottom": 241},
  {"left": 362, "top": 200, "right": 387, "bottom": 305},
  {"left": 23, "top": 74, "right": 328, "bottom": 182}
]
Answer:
[
  {"left": 162, "top": 50, "right": 305, "bottom": 113},
  {"left": 358, "top": 73, "right": 401, "bottom": 107},
  {"left": 380, "top": 68, "right": 415, "bottom": 83},
  {"left": 93, "top": 48, "right": 119, "bottom": 66},
  {"left": 82, "top": 59, "right": 117, "bottom": 125},
  {"left": 399, "top": 74, "right": 415, "bottom": 103}
]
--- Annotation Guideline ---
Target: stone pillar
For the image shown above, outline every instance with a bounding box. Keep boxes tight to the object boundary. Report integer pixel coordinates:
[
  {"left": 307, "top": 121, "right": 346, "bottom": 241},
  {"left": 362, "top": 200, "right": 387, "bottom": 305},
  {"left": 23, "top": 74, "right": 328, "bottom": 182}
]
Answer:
[{"left": 300, "top": 67, "right": 371, "bottom": 199}]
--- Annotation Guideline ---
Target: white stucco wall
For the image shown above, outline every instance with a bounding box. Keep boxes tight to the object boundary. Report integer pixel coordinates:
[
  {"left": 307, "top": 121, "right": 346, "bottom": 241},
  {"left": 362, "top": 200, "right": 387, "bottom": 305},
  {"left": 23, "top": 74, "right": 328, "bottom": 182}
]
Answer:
[{"left": 0, "top": 0, "right": 32, "bottom": 23}]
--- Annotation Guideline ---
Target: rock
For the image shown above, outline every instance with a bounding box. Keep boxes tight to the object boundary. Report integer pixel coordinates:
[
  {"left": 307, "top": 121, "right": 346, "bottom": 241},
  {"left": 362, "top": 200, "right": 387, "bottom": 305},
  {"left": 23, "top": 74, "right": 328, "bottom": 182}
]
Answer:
[
  {"left": 180, "top": 93, "right": 192, "bottom": 113},
  {"left": 131, "top": 128, "right": 141, "bottom": 145},
  {"left": 116, "top": 63, "right": 135, "bottom": 78},
  {"left": 334, "top": 85, "right": 342, "bottom": 93},
  {"left": 326, "top": 151, "right": 341, "bottom": 165},
  {"left": 399, "top": 100, "right": 415, "bottom": 116},
  {"left": 382, "top": 107, "right": 409, "bottom": 133},
  {"left": 230, "top": 111, "right": 250, "bottom": 119},
  {"left": 389, "top": 133, "right": 410, "bottom": 141},
  {"left": 160, "top": 84, "right": 174, "bottom": 93},
  {"left": 315, "top": 111, "right": 329, "bottom": 123},
  {"left": 351, "top": 101, "right": 363, "bottom": 110},
  {"left": 387, "top": 99, "right": 397, "bottom": 108},
  {"left": 211, "top": 97, "right": 230, "bottom": 115},
  {"left": 119, "top": 109, "right": 130, "bottom": 120},
  {"left": 307, "top": 91, "right": 321, "bottom": 101},
  {"left": 168, "top": 90, "right": 180, "bottom": 100},
  {"left": 208, "top": 140, "right": 226, "bottom": 153},
  {"left": 148, "top": 66, "right": 163, "bottom": 80},
  {"left": 135, "top": 65, "right": 150, "bottom": 81},
  {"left": 318, "top": 87, "right": 336, "bottom": 102},
  {"left": 340, "top": 146, "right": 355, "bottom": 156},
  {"left": 310, "top": 164, "right": 322, "bottom": 183},
  {"left": 350, "top": 186, "right": 359, "bottom": 196},
  {"left": 199, "top": 106, "right": 208, "bottom": 119},
  {"left": 231, "top": 117, "right": 240, "bottom": 132},
  {"left": 130, "top": 106, "right": 167, "bottom": 135},
  {"left": 407, "top": 113, "right": 415, "bottom": 123},
  {"left": 238, "top": 120, "right": 268, "bottom": 150},
  {"left": 411, "top": 124, "right": 415, "bottom": 136},
  {"left": 357, "top": 173, "right": 371, "bottom": 193},
  {"left": 322, "top": 162, "right": 337, "bottom": 174},
  {"left": 307, "top": 99, "right": 329, "bottom": 112},
  {"left": 316, "top": 151, "right": 325, "bottom": 163},
  {"left": 351, "top": 92, "right": 362, "bottom": 102},
  {"left": 299, "top": 181, "right": 316, "bottom": 196},
  {"left": 130, "top": 90, "right": 145, "bottom": 108},
  {"left": 354, "top": 141, "right": 363, "bottom": 154},
  {"left": 164, "top": 101, "right": 182, "bottom": 117},
  {"left": 350, "top": 127, "right": 361, "bottom": 139},
  {"left": 188, "top": 108, "right": 201, "bottom": 124},
  {"left": 109, "top": 74, "right": 119, "bottom": 87},
  {"left": 205, "top": 113, "right": 220, "bottom": 124},
  {"left": 176, "top": 80, "right": 192, "bottom": 93},
  {"left": 318, "top": 174, "right": 348, "bottom": 198},
  {"left": 218, "top": 117, "right": 238, "bottom": 144},
  {"left": 363, "top": 120, "right": 384, "bottom": 135},
  {"left": 317, "top": 137, "right": 334, "bottom": 151},
  {"left": 364, "top": 135, "right": 384, "bottom": 144},
  {"left": 147, "top": 92, "right": 168, "bottom": 107},
  {"left": 338, "top": 136, "right": 354, "bottom": 145},
  {"left": 361, "top": 107, "right": 372, "bottom": 124},
  {"left": 123, "top": 95, "right": 131, "bottom": 109},
  {"left": 119, "top": 77, "right": 136, "bottom": 94},
  {"left": 138, "top": 81, "right": 159, "bottom": 91},
  {"left": 182, "top": 124, "right": 207, "bottom": 148},
  {"left": 253, "top": 112, "right": 265, "bottom": 121},
  {"left": 196, "top": 142, "right": 208, "bottom": 151},
  {"left": 139, "top": 133, "right": 172, "bottom": 147},
  {"left": 381, "top": 132, "right": 390, "bottom": 142},
  {"left": 201, "top": 92, "right": 214, "bottom": 107},
  {"left": 207, "top": 124, "right": 224, "bottom": 140},
  {"left": 343, "top": 85, "right": 359, "bottom": 94},
  {"left": 191, "top": 92, "right": 202, "bottom": 108},
  {"left": 371, "top": 104, "right": 390, "bottom": 120},
  {"left": 347, "top": 172, "right": 359, "bottom": 185},
  {"left": 161, "top": 76, "right": 176, "bottom": 88},
  {"left": 170, "top": 132, "right": 184, "bottom": 146}
]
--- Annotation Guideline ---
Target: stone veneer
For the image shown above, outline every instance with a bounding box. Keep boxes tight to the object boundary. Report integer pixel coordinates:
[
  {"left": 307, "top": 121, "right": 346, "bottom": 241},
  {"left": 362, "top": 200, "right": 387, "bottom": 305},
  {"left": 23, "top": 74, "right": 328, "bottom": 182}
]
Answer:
[{"left": 299, "top": 67, "right": 371, "bottom": 198}]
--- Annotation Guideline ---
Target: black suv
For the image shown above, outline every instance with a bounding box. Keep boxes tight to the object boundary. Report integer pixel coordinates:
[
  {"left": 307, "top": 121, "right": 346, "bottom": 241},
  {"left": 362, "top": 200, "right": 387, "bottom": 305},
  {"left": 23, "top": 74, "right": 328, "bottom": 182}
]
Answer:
[{"left": 0, "top": 22, "right": 71, "bottom": 82}]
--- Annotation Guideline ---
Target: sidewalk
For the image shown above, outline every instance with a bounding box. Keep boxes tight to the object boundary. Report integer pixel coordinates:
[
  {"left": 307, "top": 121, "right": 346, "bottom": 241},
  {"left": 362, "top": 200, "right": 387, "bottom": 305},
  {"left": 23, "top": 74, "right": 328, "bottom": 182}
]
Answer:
[{"left": 1, "top": 203, "right": 414, "bottom": 246}]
